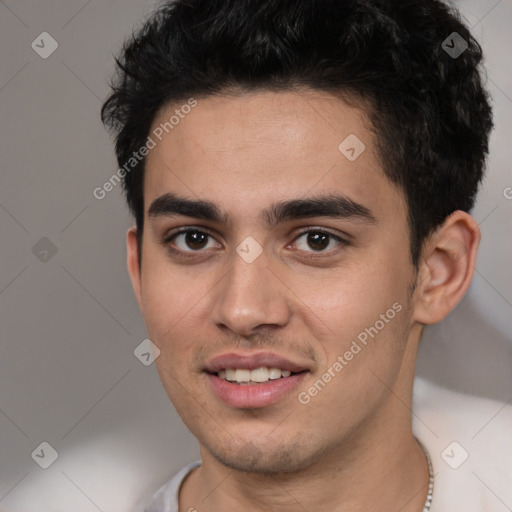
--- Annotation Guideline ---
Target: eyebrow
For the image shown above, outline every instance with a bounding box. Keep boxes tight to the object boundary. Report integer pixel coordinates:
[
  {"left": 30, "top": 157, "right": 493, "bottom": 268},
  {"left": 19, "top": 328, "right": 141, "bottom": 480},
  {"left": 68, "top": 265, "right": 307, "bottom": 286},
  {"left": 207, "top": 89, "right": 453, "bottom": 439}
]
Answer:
[{"left": 148, "top": 192, "right": 376, "bottom": 226}]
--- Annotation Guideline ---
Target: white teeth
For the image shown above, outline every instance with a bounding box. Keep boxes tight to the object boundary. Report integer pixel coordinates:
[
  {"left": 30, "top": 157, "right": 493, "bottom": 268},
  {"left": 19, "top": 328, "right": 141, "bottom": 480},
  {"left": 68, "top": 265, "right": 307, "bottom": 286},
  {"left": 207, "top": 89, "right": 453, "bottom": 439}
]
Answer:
[
  {"left": 251, "top": 367, "right": 269, "bottom": 382},
  {"left": 234, "top": 369, "right": 251, "bottom": 382},
  {"left": 217, "top": 367, "right": 295, "bottom": 384},
  {"left": 269, "top": 367, "right": 282, "bottom": 379}
]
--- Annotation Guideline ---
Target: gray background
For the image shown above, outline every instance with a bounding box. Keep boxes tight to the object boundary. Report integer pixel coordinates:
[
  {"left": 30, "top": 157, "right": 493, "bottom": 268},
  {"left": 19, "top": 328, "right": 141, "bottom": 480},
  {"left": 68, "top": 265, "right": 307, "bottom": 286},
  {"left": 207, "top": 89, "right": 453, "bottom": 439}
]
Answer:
[{"left": 0, "top": 0, "right": 511, "bottom": 510}]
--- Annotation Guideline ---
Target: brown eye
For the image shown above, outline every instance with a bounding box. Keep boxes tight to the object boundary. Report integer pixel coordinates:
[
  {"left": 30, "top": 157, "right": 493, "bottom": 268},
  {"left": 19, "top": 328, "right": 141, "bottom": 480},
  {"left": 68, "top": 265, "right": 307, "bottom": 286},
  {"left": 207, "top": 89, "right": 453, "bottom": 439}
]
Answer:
[
  {"left": 306, "top": 232, "right": 330, "bottom": 251},
  {"left": 184, "top": 230, "right": 209, "bottom": 250},
  {"left": 293, "top": 230, "right": 346, "bottom": 254},
  {"left": 167, "top": 229, "right": 220, "bottom": 253}
]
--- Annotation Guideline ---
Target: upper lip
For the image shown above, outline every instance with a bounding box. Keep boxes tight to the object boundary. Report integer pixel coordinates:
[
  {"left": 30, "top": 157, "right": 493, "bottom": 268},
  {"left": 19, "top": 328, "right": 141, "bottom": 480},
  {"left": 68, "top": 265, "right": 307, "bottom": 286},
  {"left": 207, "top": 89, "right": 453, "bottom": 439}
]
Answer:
[{"left": 204, "top": 352, "right": 310, "bottom": 374}]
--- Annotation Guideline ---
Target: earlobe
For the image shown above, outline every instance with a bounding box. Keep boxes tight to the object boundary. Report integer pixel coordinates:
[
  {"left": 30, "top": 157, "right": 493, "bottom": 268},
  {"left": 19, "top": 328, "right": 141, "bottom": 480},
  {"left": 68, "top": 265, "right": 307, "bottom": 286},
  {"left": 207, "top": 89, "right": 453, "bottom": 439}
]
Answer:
[
  {"left": 126, "top": 226, "right": 143, "bottom": 311},
  {"left": 413, "top": 211, "right": 480, "bottom": 325}
]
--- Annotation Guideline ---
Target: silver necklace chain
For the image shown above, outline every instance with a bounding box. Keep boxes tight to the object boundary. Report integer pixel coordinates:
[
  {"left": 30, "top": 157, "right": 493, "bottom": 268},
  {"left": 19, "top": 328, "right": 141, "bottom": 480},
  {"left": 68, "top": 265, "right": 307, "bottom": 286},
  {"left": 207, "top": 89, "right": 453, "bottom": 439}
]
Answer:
[{"left": 416, "top": 437, "right": 434, "bottom": 512}]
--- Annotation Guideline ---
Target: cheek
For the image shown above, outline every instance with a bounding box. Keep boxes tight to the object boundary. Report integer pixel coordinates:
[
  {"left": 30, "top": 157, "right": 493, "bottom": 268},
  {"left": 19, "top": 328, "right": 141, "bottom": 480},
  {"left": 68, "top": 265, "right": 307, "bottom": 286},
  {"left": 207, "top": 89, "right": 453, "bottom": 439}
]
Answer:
[
  {"left": 139, "top": 253, "right": 210, "bottom": 358},
  {"left": 291, "top": 256, "right": 411, "bottom": 364},
  {"left": 295, "top": 273, "right": 411, "bottom": 419},
  {"left": 299, "top": 265, "right": 404, "bottom": 329},
  {"left": 140, "top": 262, "right": 207, "bottom": 404}
]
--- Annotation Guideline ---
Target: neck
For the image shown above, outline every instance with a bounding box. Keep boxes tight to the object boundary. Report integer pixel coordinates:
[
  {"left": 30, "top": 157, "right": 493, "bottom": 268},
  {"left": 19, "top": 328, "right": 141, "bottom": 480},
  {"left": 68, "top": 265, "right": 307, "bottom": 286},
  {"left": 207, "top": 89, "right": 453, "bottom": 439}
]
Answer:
[{"left": 191, "top": 435, "right": 427, "bottom": 512}]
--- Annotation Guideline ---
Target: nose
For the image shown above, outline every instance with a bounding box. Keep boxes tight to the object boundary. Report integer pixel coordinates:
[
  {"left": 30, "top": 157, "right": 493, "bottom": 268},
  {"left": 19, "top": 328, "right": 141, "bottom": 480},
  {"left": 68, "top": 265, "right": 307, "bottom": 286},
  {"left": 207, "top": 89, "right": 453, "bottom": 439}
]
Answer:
[{"left": 211, "top": 249, "right": 292, "bottom": 338}]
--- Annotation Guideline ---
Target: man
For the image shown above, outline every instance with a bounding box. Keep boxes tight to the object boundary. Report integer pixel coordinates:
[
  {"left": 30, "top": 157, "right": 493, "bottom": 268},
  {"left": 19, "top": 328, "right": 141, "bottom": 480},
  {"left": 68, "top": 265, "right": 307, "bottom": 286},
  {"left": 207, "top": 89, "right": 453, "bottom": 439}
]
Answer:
[{"left": 101, "top": 1, "right": 511, "bottom": 510}]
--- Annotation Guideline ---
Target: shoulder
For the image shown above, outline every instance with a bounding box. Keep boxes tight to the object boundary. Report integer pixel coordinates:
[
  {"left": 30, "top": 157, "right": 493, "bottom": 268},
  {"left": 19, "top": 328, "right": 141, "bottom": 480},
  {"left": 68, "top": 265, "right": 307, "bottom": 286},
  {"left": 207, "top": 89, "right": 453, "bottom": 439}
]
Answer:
[
  {"left": 412, "top": 377, "right": 512, "bottom": 511},
  {"left": 144, "top": 460, "right": 201, "bottom": 512}
]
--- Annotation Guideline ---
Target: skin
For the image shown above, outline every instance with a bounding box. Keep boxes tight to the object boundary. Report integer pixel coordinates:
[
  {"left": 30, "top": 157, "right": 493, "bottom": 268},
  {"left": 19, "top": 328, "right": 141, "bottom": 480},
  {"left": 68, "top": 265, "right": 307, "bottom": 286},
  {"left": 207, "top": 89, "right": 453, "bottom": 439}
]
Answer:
[{"left": 126, "top": 90, "right": 480, "bottom": 511}]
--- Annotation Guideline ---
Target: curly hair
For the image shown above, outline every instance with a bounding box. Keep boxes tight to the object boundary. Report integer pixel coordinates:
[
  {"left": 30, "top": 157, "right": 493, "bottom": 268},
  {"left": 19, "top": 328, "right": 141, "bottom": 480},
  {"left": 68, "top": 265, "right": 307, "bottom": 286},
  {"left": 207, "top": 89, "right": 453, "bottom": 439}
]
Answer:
[{"left": 101, "top": 0, "right": 493, "bottom": 265}]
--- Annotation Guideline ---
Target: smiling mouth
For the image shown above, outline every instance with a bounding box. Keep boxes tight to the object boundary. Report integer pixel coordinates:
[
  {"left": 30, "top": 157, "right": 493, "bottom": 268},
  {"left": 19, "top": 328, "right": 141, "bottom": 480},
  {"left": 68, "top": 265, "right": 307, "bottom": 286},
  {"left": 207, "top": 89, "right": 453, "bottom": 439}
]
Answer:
[{"left": 214, "top": 367, "right": 304, "bottom": 385}]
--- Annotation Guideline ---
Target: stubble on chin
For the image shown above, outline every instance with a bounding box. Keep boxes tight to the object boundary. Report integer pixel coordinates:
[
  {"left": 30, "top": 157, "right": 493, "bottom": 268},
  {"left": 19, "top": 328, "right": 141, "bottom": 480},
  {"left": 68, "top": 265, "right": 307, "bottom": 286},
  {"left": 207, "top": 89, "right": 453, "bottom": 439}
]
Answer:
[{"left": 205, "top": 433, "right": 329, "bottom": 475}]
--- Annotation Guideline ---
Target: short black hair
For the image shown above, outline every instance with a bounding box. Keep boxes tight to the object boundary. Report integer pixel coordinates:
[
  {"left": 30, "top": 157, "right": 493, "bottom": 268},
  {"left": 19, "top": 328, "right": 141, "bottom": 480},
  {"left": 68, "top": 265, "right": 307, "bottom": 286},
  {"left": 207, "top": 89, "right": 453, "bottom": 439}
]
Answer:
[{"left": 101, "top": 0, "right": 493, "bottom": 266}]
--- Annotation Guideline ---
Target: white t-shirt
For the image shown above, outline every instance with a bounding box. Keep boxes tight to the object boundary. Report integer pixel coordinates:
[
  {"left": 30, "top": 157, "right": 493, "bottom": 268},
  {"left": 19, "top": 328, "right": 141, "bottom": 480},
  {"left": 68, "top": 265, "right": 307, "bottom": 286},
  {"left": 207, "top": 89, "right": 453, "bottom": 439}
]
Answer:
[{"left": 144, "top": 377, "right": 512, "bottom": 511}]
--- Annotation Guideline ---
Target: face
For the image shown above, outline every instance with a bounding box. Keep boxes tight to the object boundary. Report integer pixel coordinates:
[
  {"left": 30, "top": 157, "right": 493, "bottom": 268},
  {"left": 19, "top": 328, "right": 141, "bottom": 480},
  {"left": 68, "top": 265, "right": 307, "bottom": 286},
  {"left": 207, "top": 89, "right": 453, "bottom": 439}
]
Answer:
[{"left": 129, "top": 90, "right": 419, "bottom": 474}]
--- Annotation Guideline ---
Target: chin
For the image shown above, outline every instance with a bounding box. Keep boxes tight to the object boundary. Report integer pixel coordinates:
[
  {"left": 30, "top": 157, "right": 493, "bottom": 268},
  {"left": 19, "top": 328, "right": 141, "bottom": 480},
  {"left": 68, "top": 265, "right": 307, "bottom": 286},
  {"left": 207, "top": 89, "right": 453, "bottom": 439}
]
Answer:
[{"left": 206, "top": 435, "right": 322, "bottom": 475}]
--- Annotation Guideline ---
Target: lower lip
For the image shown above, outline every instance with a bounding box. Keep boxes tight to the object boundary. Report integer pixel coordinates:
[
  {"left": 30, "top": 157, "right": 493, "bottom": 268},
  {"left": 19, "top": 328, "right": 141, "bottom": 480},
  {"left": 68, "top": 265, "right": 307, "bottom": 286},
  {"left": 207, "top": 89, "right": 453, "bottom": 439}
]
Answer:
[{"left": 206, "top": 372, "right": 308, "bottom": 408}]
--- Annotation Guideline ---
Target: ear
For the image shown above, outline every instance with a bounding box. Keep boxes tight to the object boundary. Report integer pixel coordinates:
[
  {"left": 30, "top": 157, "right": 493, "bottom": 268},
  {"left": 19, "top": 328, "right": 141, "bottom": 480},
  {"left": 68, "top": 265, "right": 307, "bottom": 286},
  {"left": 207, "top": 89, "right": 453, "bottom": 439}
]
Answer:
[
  {"left": 413, "top": 211, "right": 480, "bottom": 325},
  {"left": 126, "top": 226, "right": 143, "bottom": 311}
]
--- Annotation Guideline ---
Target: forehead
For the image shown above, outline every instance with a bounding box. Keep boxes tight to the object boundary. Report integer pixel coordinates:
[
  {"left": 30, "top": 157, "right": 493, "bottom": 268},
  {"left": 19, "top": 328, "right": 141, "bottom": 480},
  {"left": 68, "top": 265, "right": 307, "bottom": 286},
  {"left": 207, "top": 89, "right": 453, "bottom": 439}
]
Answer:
[{"left": 143, "top": 90, "right": 405, "bottom": 224}]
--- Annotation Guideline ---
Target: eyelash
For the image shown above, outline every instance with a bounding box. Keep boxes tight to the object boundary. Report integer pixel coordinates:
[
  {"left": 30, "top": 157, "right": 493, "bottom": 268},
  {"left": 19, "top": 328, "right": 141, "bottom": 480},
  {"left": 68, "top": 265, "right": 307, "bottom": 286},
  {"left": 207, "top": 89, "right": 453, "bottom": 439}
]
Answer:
[{"left": 162, "top": 227, "right": 349, "bottom": 260}]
